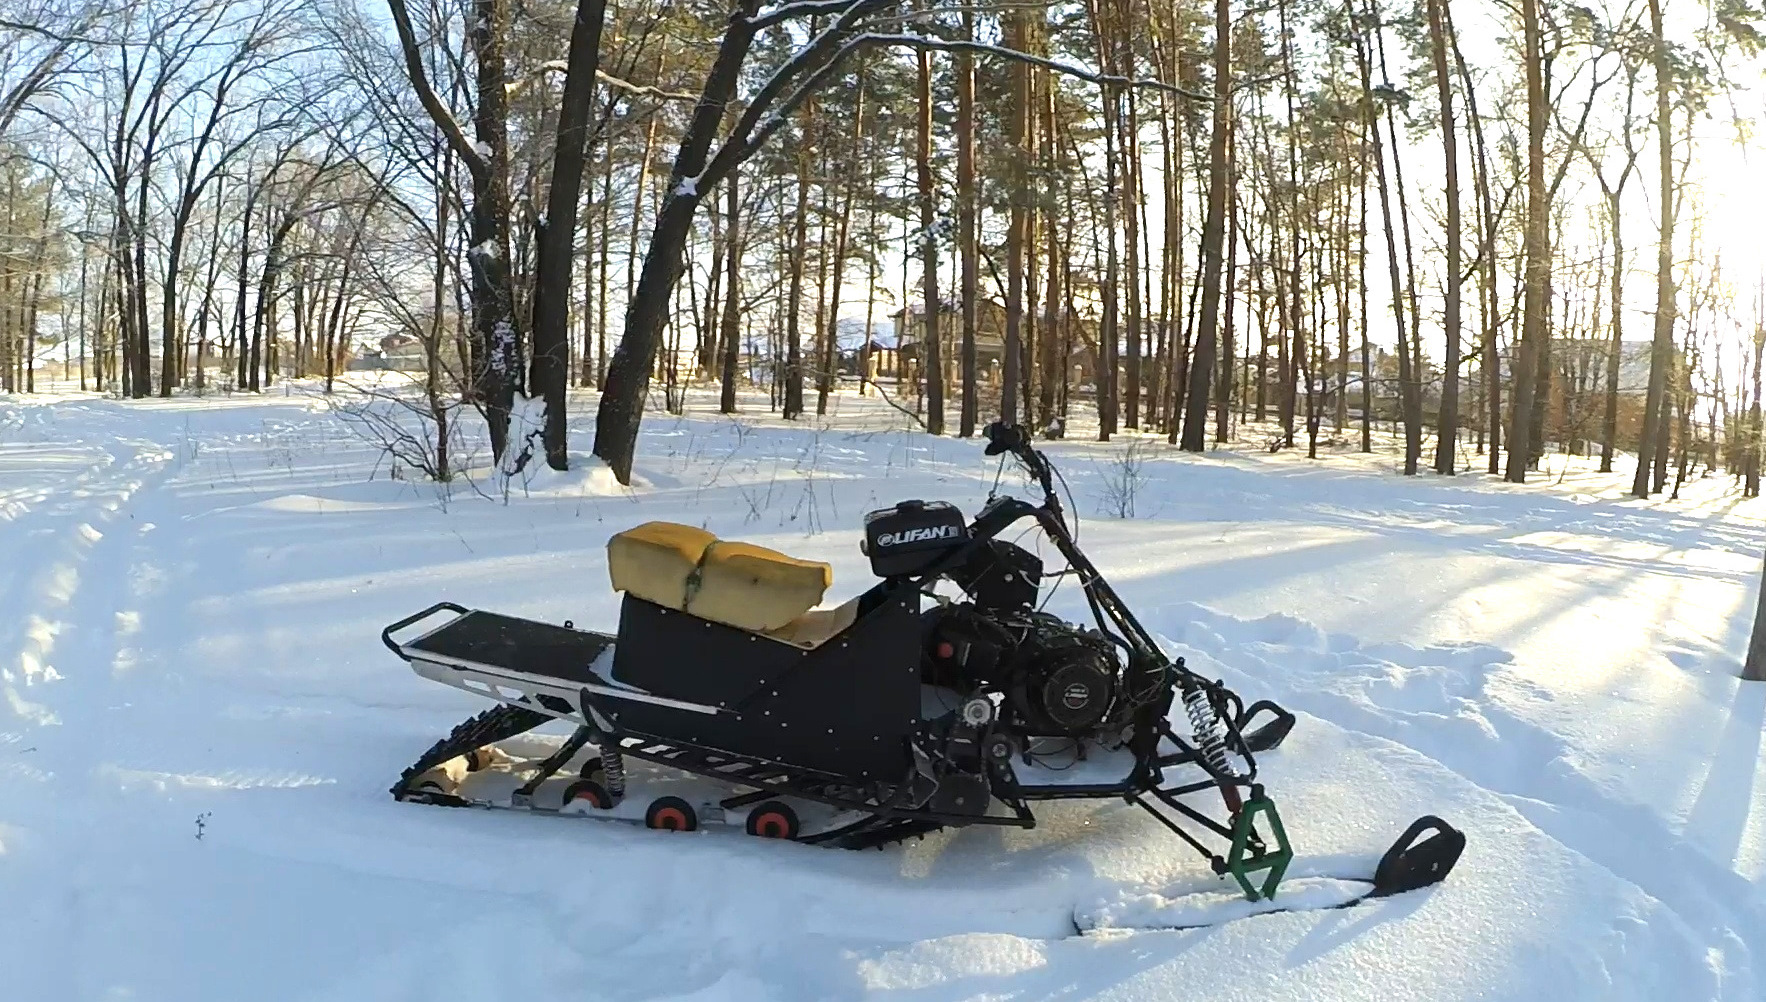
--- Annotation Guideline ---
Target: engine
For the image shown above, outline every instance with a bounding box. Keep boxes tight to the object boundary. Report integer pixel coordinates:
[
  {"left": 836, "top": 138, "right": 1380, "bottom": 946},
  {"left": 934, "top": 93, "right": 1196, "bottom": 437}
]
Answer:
[{"left": 924, "top": 605, "right": 1122, "bottom": 739}]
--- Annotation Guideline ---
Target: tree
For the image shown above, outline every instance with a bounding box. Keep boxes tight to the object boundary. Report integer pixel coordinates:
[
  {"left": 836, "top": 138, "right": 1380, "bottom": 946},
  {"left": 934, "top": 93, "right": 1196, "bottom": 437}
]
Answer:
[
  {"left": 388, "top": 0, "right": 521, "bottom": 463},
  {"left": 1506, "top": 0, "right": 1549, "bottom": 484},
  {"left": 1181, "top": 0, "right": 1229, "bottom": 452},
  {"left": 1632, "top": 0, "right": 1676, "bottom": 498},
  {"left": 526, "top": 0, "right": 608, "bottom": 469},
  {"left": 1427, "top": 0, "right": 1461, "bottom": 475},
  {"left": 1745, "top": 548, "right": 1766, "bottom": 681}
]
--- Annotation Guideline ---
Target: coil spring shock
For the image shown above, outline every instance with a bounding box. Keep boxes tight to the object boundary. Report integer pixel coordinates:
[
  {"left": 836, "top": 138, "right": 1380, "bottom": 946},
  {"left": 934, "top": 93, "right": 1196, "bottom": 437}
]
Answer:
[
  {"left": 599, "top": 745, "right": 626, "bottom": 799},
  {"left": 1183, "top": 684, "right": 1235, "bottom": 780}
]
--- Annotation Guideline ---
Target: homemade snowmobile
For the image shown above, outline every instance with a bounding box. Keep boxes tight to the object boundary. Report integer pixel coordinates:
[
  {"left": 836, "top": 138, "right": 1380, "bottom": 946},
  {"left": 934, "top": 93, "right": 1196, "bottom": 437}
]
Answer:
[{"left": 383, "top": 422, "right": 1464, "bottom": 902}]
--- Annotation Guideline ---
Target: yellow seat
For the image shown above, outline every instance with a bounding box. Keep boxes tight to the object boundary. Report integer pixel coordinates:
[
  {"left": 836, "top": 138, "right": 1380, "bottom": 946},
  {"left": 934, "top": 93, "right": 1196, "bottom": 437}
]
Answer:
[
  {"left": 606, "top": 522, "right": 833, "bottom": 635},
  {"left": 606, "top": 521, "right": 717, "bottom": 612},
  {"left": 688, "top": 540, "right": 832, "bottom": 632}
]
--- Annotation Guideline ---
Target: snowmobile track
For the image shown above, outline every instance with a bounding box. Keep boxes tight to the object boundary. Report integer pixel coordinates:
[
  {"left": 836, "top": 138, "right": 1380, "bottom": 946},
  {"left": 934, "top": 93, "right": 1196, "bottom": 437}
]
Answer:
[
  {"left": 392, "top": 703, "right": 952, "bottom": 848},
  {"left": 392, "top": 703, "right": 550, "bottom": 802}
]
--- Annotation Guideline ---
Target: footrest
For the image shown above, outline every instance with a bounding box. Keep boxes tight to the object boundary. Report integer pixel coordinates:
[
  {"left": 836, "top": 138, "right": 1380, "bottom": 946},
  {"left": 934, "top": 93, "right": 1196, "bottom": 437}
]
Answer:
[{"left": 400, "top": 610, "right": 615, "bottom": 685}]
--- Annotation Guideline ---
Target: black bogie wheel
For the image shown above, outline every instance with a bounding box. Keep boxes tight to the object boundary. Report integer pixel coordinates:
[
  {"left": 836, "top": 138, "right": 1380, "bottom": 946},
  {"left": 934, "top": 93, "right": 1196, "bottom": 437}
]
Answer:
[
  {"left": 644, "top": 796, "right": 699, "bottom": 832},
  {"left": 744, "top": 801, "right": 801, "bottom": 840},
  {"left": 562, "top": 779, "right": 613, "bottom": 810}
]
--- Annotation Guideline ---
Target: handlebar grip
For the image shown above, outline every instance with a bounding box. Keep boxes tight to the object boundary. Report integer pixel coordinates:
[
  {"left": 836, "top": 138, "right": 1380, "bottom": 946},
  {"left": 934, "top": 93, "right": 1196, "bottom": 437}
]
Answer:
[
  {"left": 982, "top": 420, "right": 1025, "bottom": 456},
  {"left": 380, "top": 602, "right": 469, "bottom": 657}
]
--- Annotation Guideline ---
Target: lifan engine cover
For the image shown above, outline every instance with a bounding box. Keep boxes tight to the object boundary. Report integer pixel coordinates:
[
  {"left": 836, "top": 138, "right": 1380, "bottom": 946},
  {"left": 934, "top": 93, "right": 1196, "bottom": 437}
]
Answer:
[
  {"left": 862, "top": 499, "right": 969, "bottom": 577},
  {"left": 1014, "top": 633, "right": 1117, "bottom": 735}
]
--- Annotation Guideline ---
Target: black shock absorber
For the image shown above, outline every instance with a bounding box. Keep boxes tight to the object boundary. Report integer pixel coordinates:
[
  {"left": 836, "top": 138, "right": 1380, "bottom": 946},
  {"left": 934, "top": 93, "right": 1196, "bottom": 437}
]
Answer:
[{"left": 599, "top": 745, "right": 626, "bottom": 800}]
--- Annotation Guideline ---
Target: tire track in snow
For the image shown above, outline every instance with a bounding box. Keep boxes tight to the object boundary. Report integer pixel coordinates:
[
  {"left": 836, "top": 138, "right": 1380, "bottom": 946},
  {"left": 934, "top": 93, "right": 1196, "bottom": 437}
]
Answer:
[
  {"left": 1161, "top": 601, "right": 1764, "bottom": 998},
  {"left": 0, "top": 444, "right": 119, "bottom": 734},
  {"left": 0, "top": 440, "right": 174, "bottom": 734}
]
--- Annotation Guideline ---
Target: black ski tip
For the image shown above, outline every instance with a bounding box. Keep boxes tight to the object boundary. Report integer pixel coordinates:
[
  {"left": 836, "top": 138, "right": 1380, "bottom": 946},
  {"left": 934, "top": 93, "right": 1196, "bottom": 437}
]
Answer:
[
  {"left": 1370, "top": 815, "right": 1465, "bottom": 898},
  {"left": 1237, "top": 700, "right": 1297, "bottom": 753}
]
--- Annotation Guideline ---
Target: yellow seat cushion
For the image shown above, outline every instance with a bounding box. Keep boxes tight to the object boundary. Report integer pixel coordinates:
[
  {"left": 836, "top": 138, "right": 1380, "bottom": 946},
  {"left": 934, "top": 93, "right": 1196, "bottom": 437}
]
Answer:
[
  {"left": 606, "top": 521, "right": 716, "bottom": 611},
  {"left": 607, "top": 522, "right": 834, "bottom": 635},
  {"left": 686, "top": 540, "right": 832, "bottom": 633}
]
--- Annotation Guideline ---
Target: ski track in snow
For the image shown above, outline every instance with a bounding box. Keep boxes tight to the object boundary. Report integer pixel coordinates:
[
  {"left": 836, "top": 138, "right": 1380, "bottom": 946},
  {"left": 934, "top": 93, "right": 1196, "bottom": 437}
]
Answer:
[{"left": 2, "top": 388, "right": 1764, "bottom": 1001}]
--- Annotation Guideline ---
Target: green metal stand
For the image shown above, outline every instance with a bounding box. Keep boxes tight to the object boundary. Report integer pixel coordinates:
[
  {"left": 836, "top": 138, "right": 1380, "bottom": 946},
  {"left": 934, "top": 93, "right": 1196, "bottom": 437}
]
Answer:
[{"left": 1226, "top": 795, "right": 1293, "bottom": 901}]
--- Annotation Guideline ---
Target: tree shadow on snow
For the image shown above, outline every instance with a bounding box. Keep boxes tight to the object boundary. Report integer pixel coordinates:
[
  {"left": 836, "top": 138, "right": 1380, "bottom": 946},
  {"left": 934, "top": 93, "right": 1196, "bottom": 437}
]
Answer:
[{"left": 1682, "top": 679, "right": 1766, "bottom": 869}]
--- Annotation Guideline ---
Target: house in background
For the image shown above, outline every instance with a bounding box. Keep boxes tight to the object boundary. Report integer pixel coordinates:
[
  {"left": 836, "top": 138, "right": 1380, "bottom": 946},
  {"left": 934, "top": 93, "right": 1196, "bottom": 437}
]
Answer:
[
  {"left": 348, "top": 332, "right": 464, "bottom": 374},
  {"left": 887, "top": 298, "right": 1103, "bottom": 395}
]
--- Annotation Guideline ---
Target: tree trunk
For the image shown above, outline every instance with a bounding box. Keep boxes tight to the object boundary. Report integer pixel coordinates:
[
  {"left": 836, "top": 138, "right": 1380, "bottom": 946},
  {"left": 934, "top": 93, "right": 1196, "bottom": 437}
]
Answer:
[
  {"left": 783, "top": 158, "right": 810, "bottom": 419},
  {"left": 1120, "top": 45, "right": 1143, "bottom": 429},
  {"left": 1002, "top": 12, "right": 1029, "bottom": 426},
  {"left": 915, "top": 41, "right": 944, "bottom": 435},
  {"left": 1181, "top": 0, "right": 1230, "bottom": 451},
  {"left": 957, "top": 9, "right": 979, "bottom": 436},
  {"left": 1428, "top": 0, "right": 1461, "bottom": 474},
  {"left": 1217, "top": 119, "right": 1238, "bottom": 444},
  {"left": 1634, "top": 0, "right": 1676, "bottom": 498},
  {"left": 1357, "top": 14, "right": 1408, "bottom": 463},
  {"left": 1279, "top": 0, "right": 1303, "bottom": 449},
  {"left": 592, "top": 8, "right": 758, "bottom": 483},
  {"left": 1747, "top": 332, "right": 1762, "bottom": 497},
  {"left": 1359, "top": 157, "right": 1372, "bottom": 453},
  {"left": 1039, "top": 69, "right": 1061, "bottom": 429},
  {"left": 720, "top": 175, "right": 742, "bottom": 413},
  {"left": 1601, "top": 192, "right": 1625, "bottom": 473},
  {"left": 1507, "top": 0, "right": 1549, "bottom": 484},
  {"left": 527, "top": 0, "right": 608, "bottom": 469},
  {"left": 1743, "top": 548, "right": 1766, "bottom": 681}
]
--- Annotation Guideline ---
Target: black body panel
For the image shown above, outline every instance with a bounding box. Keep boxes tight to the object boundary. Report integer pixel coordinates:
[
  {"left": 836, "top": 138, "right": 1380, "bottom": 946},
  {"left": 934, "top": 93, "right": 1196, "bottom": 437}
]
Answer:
[
  {"left": 607, "top": 590, "right": 922, "bottom": 781},
  {"left": 404, "top": 610, "right": 614, "bottom": 683}
]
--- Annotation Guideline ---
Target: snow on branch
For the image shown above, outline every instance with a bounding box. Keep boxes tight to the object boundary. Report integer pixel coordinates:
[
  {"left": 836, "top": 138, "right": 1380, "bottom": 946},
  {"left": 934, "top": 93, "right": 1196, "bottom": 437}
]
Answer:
[
  {"left": 595, "top": 69, "right": 697, "bottom": 103},
  {"left": 745, "top": 0, "right": 876, "bottom": 31},
  {"left": 852, "top": 35, "right": 1214, "bottom": 103},
  {"left": 510, "top": 60, "right": 696, "bottom": 103}
]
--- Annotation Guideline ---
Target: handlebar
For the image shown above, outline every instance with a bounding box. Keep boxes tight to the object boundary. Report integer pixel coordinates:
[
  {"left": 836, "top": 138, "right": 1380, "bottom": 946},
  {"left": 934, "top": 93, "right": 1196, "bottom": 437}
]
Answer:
[{"left": 982, "top": 420, "right": 1065, "bottom": 529}]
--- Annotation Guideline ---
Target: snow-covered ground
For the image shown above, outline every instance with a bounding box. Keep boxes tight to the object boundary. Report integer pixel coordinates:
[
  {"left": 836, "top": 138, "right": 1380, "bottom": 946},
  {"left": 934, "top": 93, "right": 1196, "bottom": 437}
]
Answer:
[{"left": 3, "top": 384, "right": 1764, "bottom": 1001}]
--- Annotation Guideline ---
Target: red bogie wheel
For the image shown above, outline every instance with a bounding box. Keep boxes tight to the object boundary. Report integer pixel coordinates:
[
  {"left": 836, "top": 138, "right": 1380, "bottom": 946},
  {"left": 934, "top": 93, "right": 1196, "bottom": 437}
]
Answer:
[
  {"left": 744, "top": 801, "right": 800, "bottom": 840},
  {"left": 562, "top": 779, "right": 613, "bottom": 810},
  {"left": 644, "top": 796, "right": 699, "bottom": 832}
]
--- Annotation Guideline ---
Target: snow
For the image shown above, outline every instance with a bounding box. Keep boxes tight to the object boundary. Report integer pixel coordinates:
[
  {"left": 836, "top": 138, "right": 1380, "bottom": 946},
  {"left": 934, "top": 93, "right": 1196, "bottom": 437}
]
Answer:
[{"left": 2, "top": 383, "right": 1765, "bottom": 1000}]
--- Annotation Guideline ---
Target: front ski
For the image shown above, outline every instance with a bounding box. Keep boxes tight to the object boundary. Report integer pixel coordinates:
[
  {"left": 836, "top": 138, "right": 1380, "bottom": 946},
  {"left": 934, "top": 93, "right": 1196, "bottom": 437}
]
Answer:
[{"left": 1074, "top": 816, "right": 1466, "bottom": 934}]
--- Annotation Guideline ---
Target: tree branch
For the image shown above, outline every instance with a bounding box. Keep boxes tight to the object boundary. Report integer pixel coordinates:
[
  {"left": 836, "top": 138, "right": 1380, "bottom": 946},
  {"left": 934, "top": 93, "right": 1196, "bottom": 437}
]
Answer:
[
  {"left": 850, "top": 34, "right": 1215, "bottom": 102},
  {"left": 384, "top": 0, "right": 486, "bottom": 181}
]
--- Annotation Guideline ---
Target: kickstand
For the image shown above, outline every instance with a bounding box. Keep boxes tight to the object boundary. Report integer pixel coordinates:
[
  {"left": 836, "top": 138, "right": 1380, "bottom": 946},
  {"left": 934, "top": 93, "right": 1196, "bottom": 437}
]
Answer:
[{"left": 511, "top": 726, "right": 596, "bottom": 807}]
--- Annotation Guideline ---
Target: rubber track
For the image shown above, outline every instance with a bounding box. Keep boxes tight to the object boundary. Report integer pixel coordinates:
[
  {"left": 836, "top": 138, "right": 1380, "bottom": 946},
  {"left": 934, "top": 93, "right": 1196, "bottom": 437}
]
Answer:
[
  {"left": 391, "top": 703, "right": 549, "bottom": 799},
  {"left": 392, "top": 706, "right": 948, "bottom": 850}
]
